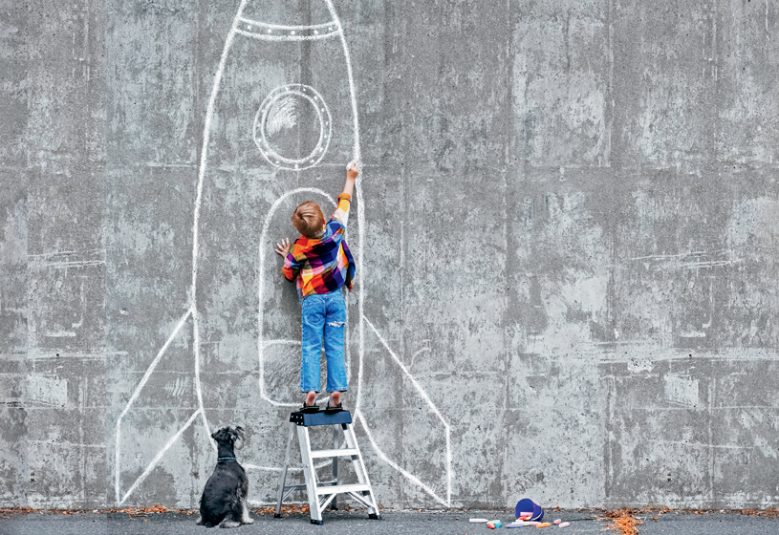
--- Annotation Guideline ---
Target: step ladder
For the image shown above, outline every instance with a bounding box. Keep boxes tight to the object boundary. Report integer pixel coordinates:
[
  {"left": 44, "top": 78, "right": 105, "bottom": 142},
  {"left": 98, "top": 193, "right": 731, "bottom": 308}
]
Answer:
[{"left": 274, "top": 409, "right": 380, "bottom": 525}]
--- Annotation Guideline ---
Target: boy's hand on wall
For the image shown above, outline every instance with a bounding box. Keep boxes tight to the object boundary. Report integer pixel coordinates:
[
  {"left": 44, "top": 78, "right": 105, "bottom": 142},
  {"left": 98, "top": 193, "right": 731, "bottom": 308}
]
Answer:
[
  {"left": 274, "top": 238, "right": 291, "bottom": 257},
  {"left": 346, "top": 160, "right": 360, "bottom": 181}
]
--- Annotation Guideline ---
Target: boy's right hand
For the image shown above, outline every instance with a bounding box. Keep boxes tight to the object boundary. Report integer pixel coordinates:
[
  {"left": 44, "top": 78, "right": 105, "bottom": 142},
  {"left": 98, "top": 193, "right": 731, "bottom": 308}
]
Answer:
[
  {"left": 346, "top": 160, "right": 360, "bottom": 181},
  {"left": 274, "top": 238, "right": 291, "bottom": 258}
]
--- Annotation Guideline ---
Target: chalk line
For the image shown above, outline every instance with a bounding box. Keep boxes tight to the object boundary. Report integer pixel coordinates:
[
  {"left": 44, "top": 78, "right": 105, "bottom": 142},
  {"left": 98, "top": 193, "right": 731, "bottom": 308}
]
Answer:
[
  {"left": 235, "top": 28, "right": 340, "bottom": 43},
  {"left": 362, "top": 316, "right": 453, "bottom": 506},
  {"left": 324, "top": 0, "right": 366, "bottom": 417},
  {"left": 363, "top": 317, "right": 449, "bottom": 426},
  {"left": 325, "top": 0, "right": 361, "bottom": 162},
  {"left": 355, "top": 409, "right": 450, "bottom": 508},
  {"left": 236, "top": 17, "right": 340, "bottom": 42},
  {"left": 119, "top": 409, "right": 201, "bottom": 505},
  {"left": 409, "top": 346, "right": 431, "bottom": 370},
  {"left": 36, "top": 259, "right": 105, "bottom": 269},
  {"left": 190, "top": 0, "right": 249, "bottom": 454},
  {"left": 70, "top": 276, "right": 87, "bottom": 329},
  {"left": 114, "top": 307, "right": 192, "bottom": 503}
]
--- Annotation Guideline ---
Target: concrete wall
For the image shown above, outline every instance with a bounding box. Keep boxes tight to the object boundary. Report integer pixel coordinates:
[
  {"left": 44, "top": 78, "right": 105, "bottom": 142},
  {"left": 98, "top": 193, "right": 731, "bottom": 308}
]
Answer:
[{"left": 2, "top": 0, "right": 779, "bottom": 510}]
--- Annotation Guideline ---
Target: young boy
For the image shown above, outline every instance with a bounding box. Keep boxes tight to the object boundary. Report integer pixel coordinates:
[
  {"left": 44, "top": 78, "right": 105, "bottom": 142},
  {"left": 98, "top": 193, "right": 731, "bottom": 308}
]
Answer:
[{"left": 274, "top": 162, "right": 359, "bottom": 412}]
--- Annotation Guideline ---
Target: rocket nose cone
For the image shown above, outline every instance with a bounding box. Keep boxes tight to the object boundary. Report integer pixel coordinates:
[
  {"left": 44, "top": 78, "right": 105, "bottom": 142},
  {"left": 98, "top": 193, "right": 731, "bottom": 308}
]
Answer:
[{"left": 240, "top": 0, "right": 336, "bottom": 27}]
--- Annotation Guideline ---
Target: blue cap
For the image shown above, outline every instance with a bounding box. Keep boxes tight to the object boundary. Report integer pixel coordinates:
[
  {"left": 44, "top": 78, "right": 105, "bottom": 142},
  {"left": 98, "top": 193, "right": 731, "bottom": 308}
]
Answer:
[{"left": 515, "top": 498, "right": 544, "bottom": 521}]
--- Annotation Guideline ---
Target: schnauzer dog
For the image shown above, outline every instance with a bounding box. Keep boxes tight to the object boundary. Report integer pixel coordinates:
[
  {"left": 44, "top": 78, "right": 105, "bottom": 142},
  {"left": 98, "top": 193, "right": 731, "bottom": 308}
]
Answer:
[{"left": 197, "top": 426, "right": 253, "bottom": 528}]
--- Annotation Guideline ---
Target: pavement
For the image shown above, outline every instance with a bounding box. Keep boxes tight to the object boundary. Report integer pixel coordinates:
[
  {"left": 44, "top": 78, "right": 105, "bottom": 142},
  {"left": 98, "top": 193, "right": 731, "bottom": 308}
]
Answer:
[{"left": 1, "top": 510, "right": 778, "bottom": 535}]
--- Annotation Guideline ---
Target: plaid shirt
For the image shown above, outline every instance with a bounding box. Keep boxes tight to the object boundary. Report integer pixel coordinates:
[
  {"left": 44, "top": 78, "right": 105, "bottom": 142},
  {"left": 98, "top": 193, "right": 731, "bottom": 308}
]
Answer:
[{"left": 282, "top": 194, "right": 356, "bottom": 296}]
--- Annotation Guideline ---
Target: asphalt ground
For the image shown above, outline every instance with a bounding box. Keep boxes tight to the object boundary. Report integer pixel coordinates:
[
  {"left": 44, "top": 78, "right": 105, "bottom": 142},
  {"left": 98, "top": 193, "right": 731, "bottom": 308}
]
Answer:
[{"left": 1, "top": 510, "right": 778, "bottom": 535}]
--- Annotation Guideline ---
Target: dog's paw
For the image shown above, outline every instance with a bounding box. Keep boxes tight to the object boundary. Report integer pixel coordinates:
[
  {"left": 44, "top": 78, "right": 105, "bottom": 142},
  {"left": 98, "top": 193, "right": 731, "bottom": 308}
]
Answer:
[
  {"left": 195, "top": 516, "right": 203, "bottom": 525},
  {"left": 219, "top": 520, "right": 241, "bottom": 528},
  {"left": 242, "top": 517, "right": 254, "bottom": 524}
]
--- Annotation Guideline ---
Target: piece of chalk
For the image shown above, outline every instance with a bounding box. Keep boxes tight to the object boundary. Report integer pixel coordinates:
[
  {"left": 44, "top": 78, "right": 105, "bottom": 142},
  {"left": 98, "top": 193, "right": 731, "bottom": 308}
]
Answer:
[
  {"left": 558, "top": 522, "right": 570, "bottom": 528},
  {"left": 487, "top": 521, "right": 496, "bottom": 529},
  {"left": 535, "top": 522, "right": 552, "bottom": 528},
  {"left": 470, "top": 518, "right": 489, "bottom": 523},
  {"left": 519, "top": 512, "right": 533, "bottom": 520},
  {"left": 553, "top": 519, "right": 562, "bottom": 525}
]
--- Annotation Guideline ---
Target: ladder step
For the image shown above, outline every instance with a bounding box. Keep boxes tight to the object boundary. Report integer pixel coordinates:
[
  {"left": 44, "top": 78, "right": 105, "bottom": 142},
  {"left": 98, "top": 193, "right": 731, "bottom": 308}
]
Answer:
[
  {"left": 290, "top": 409, "right": 353, "bottom": 427},
  {"left": 310, "top": 448, "right": 359, "bottom": 459},
  {"left": 315, "top": 483, "right": 371, "bottom": 496}
]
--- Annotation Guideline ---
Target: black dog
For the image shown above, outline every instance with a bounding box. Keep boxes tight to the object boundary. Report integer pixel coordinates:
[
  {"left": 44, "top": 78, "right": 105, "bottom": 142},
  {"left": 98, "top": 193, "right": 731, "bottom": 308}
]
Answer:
[{"left": 197, "top": 426, "right": 253, "bottom": 528}]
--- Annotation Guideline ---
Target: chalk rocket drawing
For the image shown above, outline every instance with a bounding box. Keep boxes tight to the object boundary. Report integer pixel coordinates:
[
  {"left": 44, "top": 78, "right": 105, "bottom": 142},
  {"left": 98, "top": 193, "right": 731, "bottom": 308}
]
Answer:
[{"left": 114, "top": 0, "right": 451, "bottom": 508}]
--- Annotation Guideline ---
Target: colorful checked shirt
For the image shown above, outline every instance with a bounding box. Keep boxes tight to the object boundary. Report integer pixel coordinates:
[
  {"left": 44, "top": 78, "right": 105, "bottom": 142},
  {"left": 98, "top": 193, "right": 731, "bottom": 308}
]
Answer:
[{"left": 282, "top": 194, "right": 356, "bottom": 296}]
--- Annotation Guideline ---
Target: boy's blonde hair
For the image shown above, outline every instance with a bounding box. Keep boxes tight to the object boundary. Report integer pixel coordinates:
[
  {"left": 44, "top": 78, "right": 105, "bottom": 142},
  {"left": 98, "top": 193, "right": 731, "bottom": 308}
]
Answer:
[{"left": 291, "top": 201, "right": 325, "bottom": 238}]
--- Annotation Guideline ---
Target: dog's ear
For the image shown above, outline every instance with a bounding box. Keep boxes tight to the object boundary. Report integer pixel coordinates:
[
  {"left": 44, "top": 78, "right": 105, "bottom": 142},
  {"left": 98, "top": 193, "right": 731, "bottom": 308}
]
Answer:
[
  {"left": 235, "top": 426, "right": 244, "bottom": 432},
  {"left": 210, "top": 431, "right": 217, "bottom": 439}
]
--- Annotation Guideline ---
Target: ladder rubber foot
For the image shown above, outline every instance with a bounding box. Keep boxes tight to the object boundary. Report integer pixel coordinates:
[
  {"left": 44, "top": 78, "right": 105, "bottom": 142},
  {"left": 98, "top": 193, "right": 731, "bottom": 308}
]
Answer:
[
  {"left": 310, "top": 519, "right": 323, "bottom": 525},
  {"left": 273, "top": 513, "right": 281, "bottom": 518},
  {"left": 369, "top": 513, "right": 381, "bottom": 520}
]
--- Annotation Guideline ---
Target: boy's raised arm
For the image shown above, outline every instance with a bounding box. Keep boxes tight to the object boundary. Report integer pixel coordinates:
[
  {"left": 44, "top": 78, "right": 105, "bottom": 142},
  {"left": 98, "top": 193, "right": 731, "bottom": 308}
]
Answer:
[{"left": 332, "top": 161, "right": 360, "bottom": 226}]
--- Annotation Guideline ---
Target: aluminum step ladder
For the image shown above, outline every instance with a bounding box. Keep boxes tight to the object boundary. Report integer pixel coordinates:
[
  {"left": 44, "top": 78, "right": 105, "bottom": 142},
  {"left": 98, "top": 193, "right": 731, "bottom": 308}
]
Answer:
[{"left": 274, "top": 409, "right": 380, "bottom": 525}]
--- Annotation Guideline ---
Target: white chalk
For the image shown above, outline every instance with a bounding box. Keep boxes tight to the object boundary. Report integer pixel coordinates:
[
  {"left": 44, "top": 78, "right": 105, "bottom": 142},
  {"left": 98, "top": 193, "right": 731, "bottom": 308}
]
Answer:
[
  {"left": 506, "top": 520, "right": 541, "bottom": 528},
  {"left": 558, "top": 522, "right": 571, "bottom": 528},
  {"left": 469, "top": 518, "right": 489, "bottom": 523}
]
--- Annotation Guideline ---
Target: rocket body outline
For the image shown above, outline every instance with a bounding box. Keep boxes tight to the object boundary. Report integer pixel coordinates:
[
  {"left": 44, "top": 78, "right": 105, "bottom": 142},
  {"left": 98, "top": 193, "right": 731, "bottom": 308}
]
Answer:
[{"left": 114, "top": 0, "right": 451, "bottom": 508}]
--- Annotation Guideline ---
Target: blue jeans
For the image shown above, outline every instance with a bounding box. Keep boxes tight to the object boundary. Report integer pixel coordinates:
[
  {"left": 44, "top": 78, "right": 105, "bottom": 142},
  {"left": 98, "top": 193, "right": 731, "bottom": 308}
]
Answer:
[{"left": 300, "top": 290, "right": 349, "bottom": 393}]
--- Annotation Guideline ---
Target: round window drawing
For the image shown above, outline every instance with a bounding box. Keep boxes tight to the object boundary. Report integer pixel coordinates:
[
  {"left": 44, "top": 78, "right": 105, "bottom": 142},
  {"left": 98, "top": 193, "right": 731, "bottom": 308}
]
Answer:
[{"left": 253, "top": 83, "right": 332, "bottom": 170}]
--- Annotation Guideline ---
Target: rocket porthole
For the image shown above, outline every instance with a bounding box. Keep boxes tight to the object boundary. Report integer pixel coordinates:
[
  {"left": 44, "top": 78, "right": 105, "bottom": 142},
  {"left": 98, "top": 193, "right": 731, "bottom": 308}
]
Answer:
[{"left": 253, "top": 83, "right": 332, "bottom": 171}]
